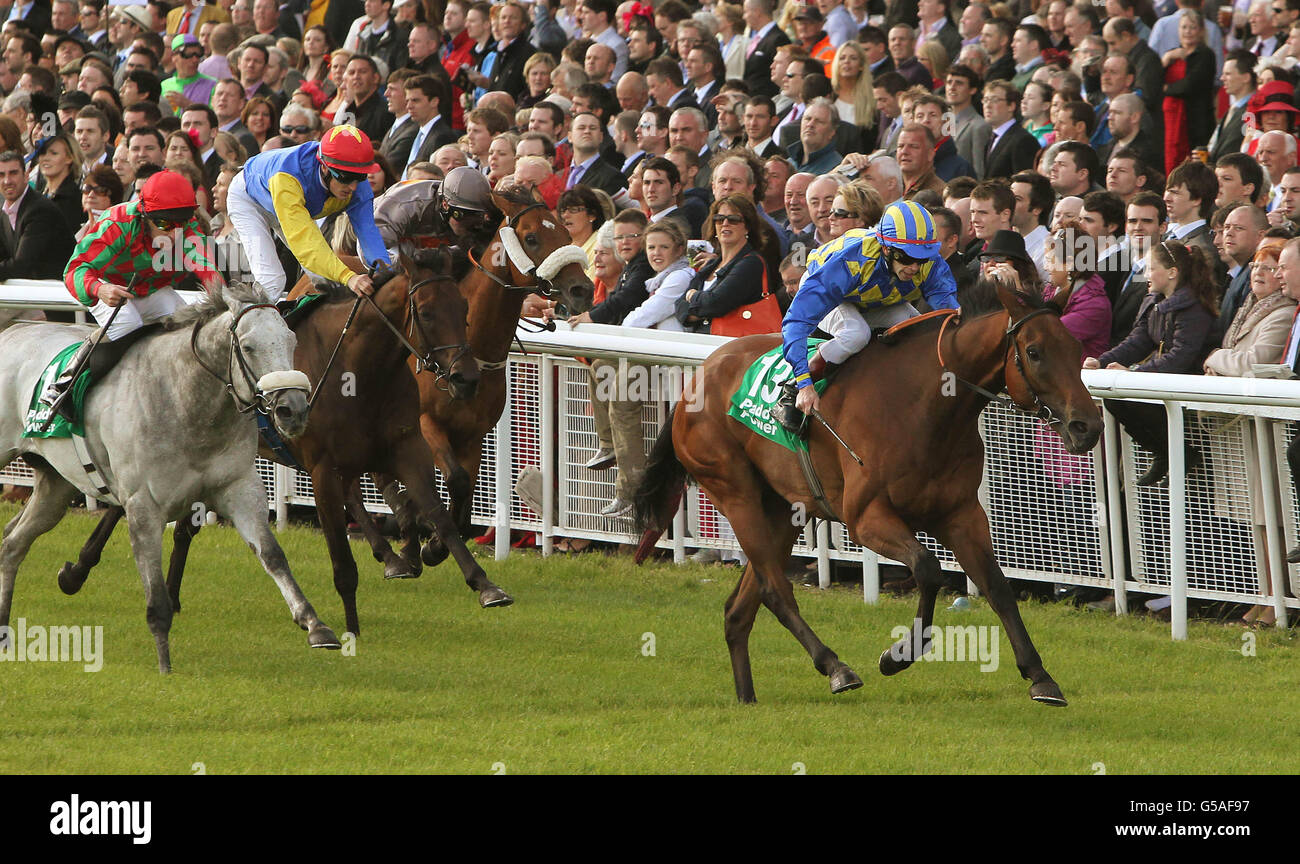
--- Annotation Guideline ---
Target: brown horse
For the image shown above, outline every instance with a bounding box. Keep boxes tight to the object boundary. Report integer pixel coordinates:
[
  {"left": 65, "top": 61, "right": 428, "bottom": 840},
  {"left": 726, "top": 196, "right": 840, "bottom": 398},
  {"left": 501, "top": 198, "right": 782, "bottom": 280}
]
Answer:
[
  {"left": 366, "top": 186, "right": 594, "bottom": 559},
  {"left": 633, "top": 279, "right": 1103, "bottom": 704},
  {"left": 57, "top": 253, "right": 512, "bottom": 635}
]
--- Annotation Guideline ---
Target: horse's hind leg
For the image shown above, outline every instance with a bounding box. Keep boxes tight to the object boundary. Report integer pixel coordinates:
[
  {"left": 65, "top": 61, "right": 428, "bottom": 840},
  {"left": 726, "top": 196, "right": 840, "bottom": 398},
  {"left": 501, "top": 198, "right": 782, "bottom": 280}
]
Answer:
[
  {"left": 165, "top": 516, "right": 201, "bottom": 613},
  {"left": 343, "top": 478, "right": 417, "bottom": 580},
  {"left": 375, "top": 476, "right": 424, "bottom": 573},
  {"left": 0, "top": 464, "right": 78, "bottom": 645},
  {"left": 57, "top": 505, "right": 124, "bottom": 596},
  {"left": 213, "top": 475, "right": 341, "bottom": 650},
  {"left": 307, "top": 465, "right": 363, "bottom": 637},
  {"left": 937, "top": 504, "right": 1066, "bottom": 706},
  {"left": 723, "top": 567, "right": 762, "bottom": 703},
  {"left": 851, "top": 502, "right": 947, "bottom": 676}
]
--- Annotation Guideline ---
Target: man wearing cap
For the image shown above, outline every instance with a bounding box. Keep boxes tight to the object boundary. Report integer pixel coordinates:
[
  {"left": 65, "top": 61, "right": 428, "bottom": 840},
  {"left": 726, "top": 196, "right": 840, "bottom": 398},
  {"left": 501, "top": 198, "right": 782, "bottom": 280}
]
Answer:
[
  {"left": 106, "top": 4, "right": 149, "bottom": 73},
  {"left": 226, "top": 124, "right": 390, "bottom": 302},
  {"left": 161, "top": 34, "right": 217, "bottom": 115},
  {"left": 166, "top": 0, "right": 229, "bottom": 39},
  {"left": 777, "top": 200, "right": 959, "bottom": 429},
  {"left": 792, "top": 7, "right": 836, "bottom": 75},
  {"left": 39, "top": 170, "right": 222, "bottom": 416}
]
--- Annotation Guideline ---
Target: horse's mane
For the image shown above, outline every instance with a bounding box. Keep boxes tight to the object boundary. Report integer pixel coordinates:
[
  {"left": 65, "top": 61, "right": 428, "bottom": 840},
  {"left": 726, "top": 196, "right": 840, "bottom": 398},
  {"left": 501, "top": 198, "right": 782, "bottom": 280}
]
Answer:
[
  {"left": 957, "top": 276, "right": 1049, "bottom": 319},
  {"left": 163, "top": 281, "right": 273, "bottom": 330},
  {"left": 493, "top": 184, "right": 540, "bottom": 208}
]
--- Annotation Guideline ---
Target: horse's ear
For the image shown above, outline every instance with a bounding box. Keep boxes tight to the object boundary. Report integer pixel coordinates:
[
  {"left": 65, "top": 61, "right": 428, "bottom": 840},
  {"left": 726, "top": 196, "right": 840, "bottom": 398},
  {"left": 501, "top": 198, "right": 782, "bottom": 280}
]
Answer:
[
  {"left": 490, "top": 190, "right": 515, "bottom": 215},
  {"left": 992, "top": 271, "right": 1033, "bottom": 322}
]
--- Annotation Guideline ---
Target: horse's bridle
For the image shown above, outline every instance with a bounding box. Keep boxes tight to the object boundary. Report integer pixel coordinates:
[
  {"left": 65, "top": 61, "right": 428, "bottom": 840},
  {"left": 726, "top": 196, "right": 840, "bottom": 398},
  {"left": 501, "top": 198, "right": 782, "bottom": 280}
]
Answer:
[
  {"left": 364, "top": 273, "right": 471, "bottom": 391},
  {"left": 466, "top": 201, "right": 589, "bottom": 300},
  {"left": 937, "top": 305, "right": 1066, "bottom": 429},
  {"left": 190, "top": 303, "right": 310, "bottom": 415}
]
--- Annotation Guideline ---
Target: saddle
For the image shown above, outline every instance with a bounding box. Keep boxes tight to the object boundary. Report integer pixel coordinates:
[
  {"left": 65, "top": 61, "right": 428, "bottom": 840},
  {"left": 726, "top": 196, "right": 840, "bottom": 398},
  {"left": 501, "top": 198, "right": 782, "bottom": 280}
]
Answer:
[{"left": 874, "top": 308, "right": 959, "bottom": 346}]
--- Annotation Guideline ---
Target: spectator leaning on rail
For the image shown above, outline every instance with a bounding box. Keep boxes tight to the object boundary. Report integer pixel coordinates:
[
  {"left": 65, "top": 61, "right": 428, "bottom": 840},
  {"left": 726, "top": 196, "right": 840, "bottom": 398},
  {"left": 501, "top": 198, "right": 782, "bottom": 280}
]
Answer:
[
  {"left": 40, "top": 170, "right": 222, "bottom": 418},
  {"left": 225, "top": 124, "right": 389, "bottom": 301},
  {"left": 777, "top": 200, "right": 959, "bottom": 432},
  {"left": 674, "top": 194, "right": 771, "bottom": 334},
  {"left": 1086, "top": 240, "right": 1219, "bottom": 486}
]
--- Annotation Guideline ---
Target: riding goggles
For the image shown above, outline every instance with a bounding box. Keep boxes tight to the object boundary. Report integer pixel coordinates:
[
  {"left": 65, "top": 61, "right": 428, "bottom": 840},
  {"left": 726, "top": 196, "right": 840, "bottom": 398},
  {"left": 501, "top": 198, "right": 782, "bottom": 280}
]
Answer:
[{"left": 325, "top": 165, "right": 367, "bottom": 184}]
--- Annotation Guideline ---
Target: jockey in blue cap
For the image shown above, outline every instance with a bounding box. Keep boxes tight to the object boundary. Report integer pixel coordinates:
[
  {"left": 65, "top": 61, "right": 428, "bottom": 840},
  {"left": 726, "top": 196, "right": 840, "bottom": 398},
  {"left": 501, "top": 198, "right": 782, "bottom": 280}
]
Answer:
[{"left": 778, "top": 200, "right": 959, "bottom": 430}]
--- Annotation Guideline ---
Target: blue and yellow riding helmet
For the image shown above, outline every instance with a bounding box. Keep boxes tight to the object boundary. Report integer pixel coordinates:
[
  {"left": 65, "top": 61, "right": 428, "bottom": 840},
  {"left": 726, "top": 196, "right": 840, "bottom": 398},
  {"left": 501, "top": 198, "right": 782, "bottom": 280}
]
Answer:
[{"left": 875, "top": 200, "right": 943, "bottom": 261}]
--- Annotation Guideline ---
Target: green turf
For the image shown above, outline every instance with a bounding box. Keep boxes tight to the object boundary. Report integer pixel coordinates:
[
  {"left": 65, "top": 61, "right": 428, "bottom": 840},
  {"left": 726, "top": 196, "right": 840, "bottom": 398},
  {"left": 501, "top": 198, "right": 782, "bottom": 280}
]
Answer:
[{"left": 0, "top": 502, "right": 1295, "bottom": 774}]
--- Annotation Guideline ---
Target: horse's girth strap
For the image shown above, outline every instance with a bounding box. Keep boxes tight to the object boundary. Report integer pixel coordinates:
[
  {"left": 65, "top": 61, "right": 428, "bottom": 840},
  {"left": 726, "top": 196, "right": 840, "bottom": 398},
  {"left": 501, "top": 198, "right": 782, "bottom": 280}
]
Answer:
[{"left": 797, "top": 443, "right": 843, "bottom": 524}]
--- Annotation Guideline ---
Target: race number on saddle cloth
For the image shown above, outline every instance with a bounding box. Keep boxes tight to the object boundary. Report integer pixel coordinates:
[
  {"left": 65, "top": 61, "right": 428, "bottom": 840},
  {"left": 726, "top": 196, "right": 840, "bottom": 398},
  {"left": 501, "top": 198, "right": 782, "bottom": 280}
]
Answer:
[
  {"left": 228, "top": 125, "right": 390, "bottom": 300},
  {"left": 780, "top": 201, "right": 958, "bottom": 391},
  {"left": 730, "top": 341, "right": 829, "bottom": 452}
]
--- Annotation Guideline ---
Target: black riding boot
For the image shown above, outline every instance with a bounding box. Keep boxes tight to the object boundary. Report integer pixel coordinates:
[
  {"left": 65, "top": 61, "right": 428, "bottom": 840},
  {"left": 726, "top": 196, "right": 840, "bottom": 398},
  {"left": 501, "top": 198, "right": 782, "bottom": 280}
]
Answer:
[{"left": 776, "top": 354, "right": 838, "bottom": 436}]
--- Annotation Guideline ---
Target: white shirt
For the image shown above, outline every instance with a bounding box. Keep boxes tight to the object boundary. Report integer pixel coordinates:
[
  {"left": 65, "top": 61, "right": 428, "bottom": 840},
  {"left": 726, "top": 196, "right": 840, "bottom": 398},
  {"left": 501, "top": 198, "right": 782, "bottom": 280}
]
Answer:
[
  {"left": 1167, "top": 219, "right": 1206, "bottom": 240},
  {"left": 650, "top": 204, "right": 681, "bottom": 223},
  {"left": 1022, "top": 224, "right": 1050, "bottom": 284},
  {"left": 988, "top": 118, "right": 1016, "bottom": 153}
]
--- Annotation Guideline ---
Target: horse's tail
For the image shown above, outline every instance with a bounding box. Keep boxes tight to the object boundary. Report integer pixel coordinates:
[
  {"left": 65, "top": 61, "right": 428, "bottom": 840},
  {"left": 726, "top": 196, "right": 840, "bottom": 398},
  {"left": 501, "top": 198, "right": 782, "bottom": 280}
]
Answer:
[{"left": 632, "top": 405, "right": 686, "bottom": 534}]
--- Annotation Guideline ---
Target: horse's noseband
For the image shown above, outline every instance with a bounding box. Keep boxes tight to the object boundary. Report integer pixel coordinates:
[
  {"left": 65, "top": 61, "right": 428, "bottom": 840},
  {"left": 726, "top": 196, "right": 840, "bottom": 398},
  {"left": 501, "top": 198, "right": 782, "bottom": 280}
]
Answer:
[
  {"left": 192, "top": 303, "right": 309, "bottom": 416},
  {"left": 469, "top": 202, "right": 588, "bottom": 299}
]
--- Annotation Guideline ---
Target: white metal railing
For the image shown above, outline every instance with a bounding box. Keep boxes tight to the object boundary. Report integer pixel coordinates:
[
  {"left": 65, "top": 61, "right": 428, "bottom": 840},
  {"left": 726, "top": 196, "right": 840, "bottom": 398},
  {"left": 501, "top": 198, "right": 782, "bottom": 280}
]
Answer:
[{"left": 2, "top": 283, "right": 1298, "bottom": 638}]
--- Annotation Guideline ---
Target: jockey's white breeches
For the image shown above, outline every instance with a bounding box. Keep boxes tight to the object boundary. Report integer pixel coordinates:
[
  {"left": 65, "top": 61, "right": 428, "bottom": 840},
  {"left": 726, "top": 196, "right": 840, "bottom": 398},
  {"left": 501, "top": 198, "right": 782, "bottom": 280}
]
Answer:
[
  {"left": 816, "top": 301, "right": 919, "bottom": 365},
  {"left": 91, "top": 288, "right": 183, "bottom": 341},
  {"left": 226, "top": 171, "right": 326, "bottom": 301}
]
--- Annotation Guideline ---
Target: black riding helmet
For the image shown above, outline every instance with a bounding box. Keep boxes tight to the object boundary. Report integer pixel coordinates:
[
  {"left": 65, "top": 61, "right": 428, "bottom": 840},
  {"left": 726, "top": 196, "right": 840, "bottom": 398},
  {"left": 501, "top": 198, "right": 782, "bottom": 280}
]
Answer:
[{"left": 438, "top": 166, "right": 496, "bottom": 228}]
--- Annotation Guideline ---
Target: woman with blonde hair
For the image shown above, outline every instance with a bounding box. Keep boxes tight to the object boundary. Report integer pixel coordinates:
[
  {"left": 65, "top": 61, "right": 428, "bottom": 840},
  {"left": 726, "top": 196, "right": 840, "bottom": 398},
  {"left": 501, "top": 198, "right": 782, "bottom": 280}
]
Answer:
[
  {"left": 827, "top": 180, "right": 884, "bottom": 241},
  {"left": 917, "top": 39, "right": 950, "bottom": 91},
  {"left": 32, "top": 132, "right": 83, "bottom": 232},
  {"left": 714, "top": 2, "right": 745, "bottom": 80},
  {"left": 321, "top": 49, "right": 353, "bottom": 124},
  {"left": 830, "top": 41, "right": 876, "bottom": 129},
  {"left": 520, "top": 52, "right": 556, "bottom": 109}
]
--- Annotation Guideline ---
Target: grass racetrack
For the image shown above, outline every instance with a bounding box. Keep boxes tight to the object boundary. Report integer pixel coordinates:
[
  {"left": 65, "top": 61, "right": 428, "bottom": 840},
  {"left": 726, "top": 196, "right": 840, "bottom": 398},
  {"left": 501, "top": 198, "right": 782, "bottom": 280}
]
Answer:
[{"left": 0, "top": 502, "right": 1296, "bottom": 775}]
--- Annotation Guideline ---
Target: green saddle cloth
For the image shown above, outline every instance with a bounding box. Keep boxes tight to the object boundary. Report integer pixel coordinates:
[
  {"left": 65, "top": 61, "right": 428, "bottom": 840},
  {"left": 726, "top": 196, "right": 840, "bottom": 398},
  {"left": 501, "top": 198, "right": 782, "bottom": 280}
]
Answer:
[
  {"left": 727, "top": 340, "right": 829, "bottom": 453},
  {"left": 23, "top": 341, "right": 92, "bottom": 439}
]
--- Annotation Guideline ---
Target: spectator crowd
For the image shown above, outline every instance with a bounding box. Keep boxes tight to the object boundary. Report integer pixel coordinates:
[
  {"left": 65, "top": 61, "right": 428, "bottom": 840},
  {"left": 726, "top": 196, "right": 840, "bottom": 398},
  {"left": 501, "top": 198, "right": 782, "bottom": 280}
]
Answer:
[{"left": 3, "top": 0, "right": 1300, "bottom": 609}]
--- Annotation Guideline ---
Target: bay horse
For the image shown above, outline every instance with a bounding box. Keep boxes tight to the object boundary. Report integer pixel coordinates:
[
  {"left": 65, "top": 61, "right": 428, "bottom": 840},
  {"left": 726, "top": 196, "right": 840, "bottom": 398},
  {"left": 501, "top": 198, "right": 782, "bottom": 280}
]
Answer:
[
  {"left": 0, "top": 282, "right": 338, "bottom": 673},
  {"left": 633, "top": 278, "right": 1103, "bottom": 704},
  {"left": 58, "top": 254, "right": 511, "bottom": 637},
  {"left": 365, "top": 186, "right": 594, "bottom": 560}
]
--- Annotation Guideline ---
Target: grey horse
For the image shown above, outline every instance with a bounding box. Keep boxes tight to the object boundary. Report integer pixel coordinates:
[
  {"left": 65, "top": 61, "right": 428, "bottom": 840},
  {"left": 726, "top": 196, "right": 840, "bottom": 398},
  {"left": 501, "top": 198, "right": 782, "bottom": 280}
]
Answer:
[{"left": 0, "top": 282, "right": 340, "bottom": 673}]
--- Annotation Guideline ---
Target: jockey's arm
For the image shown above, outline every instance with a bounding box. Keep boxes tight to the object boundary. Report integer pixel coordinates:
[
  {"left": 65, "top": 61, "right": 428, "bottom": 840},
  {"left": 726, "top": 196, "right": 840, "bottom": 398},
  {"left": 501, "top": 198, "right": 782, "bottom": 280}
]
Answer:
[
  {"left": 268, "top": 172, "right": 371, "bottom": 286},
  {"left": 918, "top": 255, "right": 960, "bottom": 311},
  {"left": 780, "top": 257, "right": 852, "bottom": 390},
  {"left": 344, "top": 181, "right": 393, "bottom": 272}
]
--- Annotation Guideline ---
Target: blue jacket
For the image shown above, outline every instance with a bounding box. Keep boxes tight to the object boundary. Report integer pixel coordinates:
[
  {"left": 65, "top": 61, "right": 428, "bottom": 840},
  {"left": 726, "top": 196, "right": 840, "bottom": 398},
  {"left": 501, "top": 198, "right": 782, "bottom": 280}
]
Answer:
[
  {"left": 241, "top": 140, "right": 390, "bottom": 284},
  {"left": 782, "top": 229, "right": 958, "bottom": 387}
]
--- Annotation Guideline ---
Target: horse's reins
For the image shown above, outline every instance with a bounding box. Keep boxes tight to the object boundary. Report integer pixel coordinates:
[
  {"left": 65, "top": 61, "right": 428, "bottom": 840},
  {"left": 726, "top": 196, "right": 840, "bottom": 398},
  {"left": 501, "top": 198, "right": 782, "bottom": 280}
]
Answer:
[
  {"left": 362, "top": 274, "right": 471, "bottom": 385},
  {"left": 936, "top": 305, "right": 1065, "bottom": 428}
]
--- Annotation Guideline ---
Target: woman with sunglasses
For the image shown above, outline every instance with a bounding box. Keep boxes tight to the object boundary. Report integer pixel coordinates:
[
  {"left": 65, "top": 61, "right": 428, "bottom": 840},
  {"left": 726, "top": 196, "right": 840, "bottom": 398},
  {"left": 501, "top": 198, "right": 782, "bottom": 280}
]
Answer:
[
  {"left": 76, "top": 164, "right": 125, "bottom": 242},
  {"left": 826, "top": 183, "right": 876, "bottom": 241},
  {"left": 674, "top": 195, "right": 770, "bottom": 334},
  {"left": 226, "top": 124, "right": 390, "bottom": 302},
  {"left": 777, "top": 200, "right": 958, "bottom": 432},
  {"left": 1085, "top": 240, "right": 1218, "bottom": 485},
  {"left": 41, "top": 171, "right": 223, "bottom": 418}
]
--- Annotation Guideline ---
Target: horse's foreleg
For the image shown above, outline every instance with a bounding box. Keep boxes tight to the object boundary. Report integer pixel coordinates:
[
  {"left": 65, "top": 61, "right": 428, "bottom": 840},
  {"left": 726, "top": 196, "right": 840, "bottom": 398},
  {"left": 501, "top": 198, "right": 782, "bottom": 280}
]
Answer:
[
  {"left": 165, "top": 516, "right": 201, "bottom": 613},
  {"left": 937, "top": 505, "right": 1066, "bottom": 706},
  {"left": 57, "top": 504, "right": 124, "bottom": 596},
  {"left": 0, "top": 465, "right": 77, "bottom": 647},
  {"left": 373, "top": 474, "right": 424, "bottom": 572},
  {"left": 851, "top": 502, "right": 946, "bottom": 677},
  {"left": 423, "top": 414, "right": 477, "bottom": 539},
  {"left": 123, "top": 501, "right": 173, "bottom": 673},
  {"left": 213, "top": 476, "right": 340, "bottom": 650},
  {"left": 310, "top": 466, "right": 365, "bottom": 636},
  {"left": 343, "top": 478, "right": 417, "bottom": 580},
  {"left": 723, "top": 567, "right": 762, "bottom": 703},
  {"left": 396, "top": 440, "right": 512, "bottom": 608}
]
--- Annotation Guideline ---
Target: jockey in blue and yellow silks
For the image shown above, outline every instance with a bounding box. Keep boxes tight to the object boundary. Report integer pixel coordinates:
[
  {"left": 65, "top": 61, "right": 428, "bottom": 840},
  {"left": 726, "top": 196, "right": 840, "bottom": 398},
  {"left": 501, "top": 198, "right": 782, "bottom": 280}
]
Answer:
[
  {"left": 225, "top": 125, "right": 391, "bottom": 300},
  {"left": 779, "top": 201, "right": 959, "bottom": 426}
]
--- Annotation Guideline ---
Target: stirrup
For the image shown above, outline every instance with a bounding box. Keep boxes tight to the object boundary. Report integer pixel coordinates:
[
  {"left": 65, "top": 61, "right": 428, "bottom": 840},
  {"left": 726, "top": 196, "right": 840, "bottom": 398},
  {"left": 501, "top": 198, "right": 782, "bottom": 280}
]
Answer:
[{"left": 777, "top": 380, "right": 808, "bottom": 436}]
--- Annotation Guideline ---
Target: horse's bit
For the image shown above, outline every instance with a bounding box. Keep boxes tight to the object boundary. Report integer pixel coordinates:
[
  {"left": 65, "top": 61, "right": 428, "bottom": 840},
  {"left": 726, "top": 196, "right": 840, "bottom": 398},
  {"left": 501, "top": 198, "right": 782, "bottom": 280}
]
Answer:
[{"left": 191, "top": 303, "right": 310, "bottom": 415}]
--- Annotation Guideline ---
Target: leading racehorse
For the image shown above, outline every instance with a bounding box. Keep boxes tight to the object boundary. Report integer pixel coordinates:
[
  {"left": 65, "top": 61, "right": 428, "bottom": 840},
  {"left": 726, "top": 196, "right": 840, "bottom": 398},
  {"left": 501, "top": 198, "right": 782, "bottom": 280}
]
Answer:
[
  {"left": 0, "top": 282, "right": 339, "bottom": 672},
  {"left": 633, "top": 277, "right": 1102, "bottom": 704}
]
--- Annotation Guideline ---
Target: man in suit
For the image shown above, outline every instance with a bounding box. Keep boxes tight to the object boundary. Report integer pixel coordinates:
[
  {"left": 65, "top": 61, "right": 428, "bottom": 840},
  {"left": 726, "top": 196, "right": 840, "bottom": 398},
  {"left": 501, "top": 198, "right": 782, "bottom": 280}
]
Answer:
[
  {"left": 743, "top": 96, "right": 784, "bottom": 159},
  {"left": 918, "top": 0, "right": 962, "bottom": 62},
  {"left": 645, "top": 57, "right": 697, "bottom": 113},
  {"left": 861, "top": 25, "right": 894, "bottom": 78},
  {"left": 1097, "top": 94, "right": 1158, "bottom": 171},
  {"left": 1110, "top": 191, "right": 1167, "bottom": 346},
  {"left": 1216, "top": 152, "right": 1266, "bottom": 210},
  {"left": 212, "top": 78, "right": 258, "bottom": 156},
  {"left": 1208, "top": 50, "right": 1257, "bottom": 164},
  {"left": 982, "top": 79, "right": 1040, "bottom": 180},
  {"left": 889, "top": 24, "right": 933, "bottom": 88},
  {"left": 1164, "top": 160, "right": 1222, "bottom": 278},
  {"left": 1079, "top": 190, "right": 1129, "bottom": 306},
  {"left": 565, "top": 112, "right": 628, "bottom": 198},
  {"left": 166, "top": 0, "right": 230, "bottom": 37},
  {"left": 488, "top": 2, "right": 533, "bottom": 99},
  {"left": 741, "top": 0, "right": 790, "bottom": 99},
  {"left": 1216, "top": 204, "right": 1268, "bottom": 339},
  {"left": 946, "top": 64, "right": 991, "bottom": 177},
  {"left": 980, "top": 17, "right": 1015, "bottom": 82},
  {"left": 1103, "top": 17, "right": 1163, "bottom": 123},
  {"left": 339, "top": 54, "right": 393, "bottom": 145},
  {"left": 379, "top": 69, "right": 419, "bottom": 171},
  {"left": 669, "top": 107, "right": 714, "bottom": 190},
  {"left": 400, "top": 75, "right": 456, "bottom": 180},
  {"left": 180, "top": 104, "right": 223, "bottom": 187},
  {"left": 0, "top": 150, "right": 75, "bottom": 280},
  {"left": 685, "top": 43, "right": 724, "bottom": 127}
]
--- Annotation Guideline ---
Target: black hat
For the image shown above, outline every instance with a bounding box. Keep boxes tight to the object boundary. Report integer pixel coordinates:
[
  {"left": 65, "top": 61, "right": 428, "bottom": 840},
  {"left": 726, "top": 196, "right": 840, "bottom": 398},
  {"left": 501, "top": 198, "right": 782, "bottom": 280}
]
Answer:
[
  {"left": 793, "top": 6, "right": 825, "bottom": 23},
  {"left": 57, "top": 90, "right": 91, "bottom": 112},
  {"left": 979, "top": 229, "right": 1032, "bottom": 265}
]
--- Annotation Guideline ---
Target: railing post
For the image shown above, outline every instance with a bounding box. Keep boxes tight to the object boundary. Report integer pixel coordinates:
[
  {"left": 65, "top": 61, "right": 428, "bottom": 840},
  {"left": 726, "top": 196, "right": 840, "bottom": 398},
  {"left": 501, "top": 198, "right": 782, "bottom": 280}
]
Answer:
[
  {"left": 541, "top": 355, "right": 555, "bottom": 557},
  {"left": 1166, "top": 402, "right": 1187, "bottom": 640},
  {"left": 1105, "top": 413, "right": 1130, "bottom": 617},
  {"left": 816, "top": 518, "right": 831, "bottom": 589},
  {"left": 494, "top": 363, "right": 513, "bottom": 562},
  {"left": 1254, "top": 416, "right": 1289, "bottom": 628},
  {"left": 862, "top": 549, "right": 880, "bottom": 605}
]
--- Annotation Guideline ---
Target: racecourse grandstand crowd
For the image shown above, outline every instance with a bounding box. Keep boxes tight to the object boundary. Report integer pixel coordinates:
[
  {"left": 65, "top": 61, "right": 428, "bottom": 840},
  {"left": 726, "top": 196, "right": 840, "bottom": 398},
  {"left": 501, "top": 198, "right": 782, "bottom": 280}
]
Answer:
[{"left": 4, "top": 1, "right": 1300, "bottom": 604}]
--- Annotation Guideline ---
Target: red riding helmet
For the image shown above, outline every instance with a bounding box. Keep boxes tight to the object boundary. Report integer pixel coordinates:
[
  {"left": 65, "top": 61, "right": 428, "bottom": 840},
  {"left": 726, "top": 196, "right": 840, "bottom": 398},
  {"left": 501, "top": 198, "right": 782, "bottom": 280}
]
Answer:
[
  {"left": 139, "top": 170, "right": 197, "bottom": 223},
  {"left": 318, "top": 124, "right": 380, "bottom": 175}
]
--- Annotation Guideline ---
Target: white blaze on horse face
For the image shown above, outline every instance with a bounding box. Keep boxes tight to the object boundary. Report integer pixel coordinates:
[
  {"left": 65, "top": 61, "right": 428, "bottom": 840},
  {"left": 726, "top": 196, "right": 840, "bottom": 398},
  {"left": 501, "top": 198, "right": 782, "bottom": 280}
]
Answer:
[{"left": 542, "top": 219, "right": 556, "bottom": 230}]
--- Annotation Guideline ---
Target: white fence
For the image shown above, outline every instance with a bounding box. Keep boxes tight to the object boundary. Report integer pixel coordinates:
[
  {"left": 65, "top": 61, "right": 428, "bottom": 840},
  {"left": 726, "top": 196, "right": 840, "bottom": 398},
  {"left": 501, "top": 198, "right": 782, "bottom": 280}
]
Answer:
[{"left": 3, "top": 281, "right": 1299, "bottom": 638}]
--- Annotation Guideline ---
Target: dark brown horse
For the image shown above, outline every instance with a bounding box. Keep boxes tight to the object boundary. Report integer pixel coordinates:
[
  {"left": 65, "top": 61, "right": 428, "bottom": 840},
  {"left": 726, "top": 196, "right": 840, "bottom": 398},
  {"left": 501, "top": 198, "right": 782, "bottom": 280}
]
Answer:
[
  {"left": 57, "top": 254, "right": 512, "bottom": 635},
  {"left": 367, "top": 187, "right": 594, "bottom": 559},
  {"left": 633, "top": 279, "right": 1102, "bottom": 704}
]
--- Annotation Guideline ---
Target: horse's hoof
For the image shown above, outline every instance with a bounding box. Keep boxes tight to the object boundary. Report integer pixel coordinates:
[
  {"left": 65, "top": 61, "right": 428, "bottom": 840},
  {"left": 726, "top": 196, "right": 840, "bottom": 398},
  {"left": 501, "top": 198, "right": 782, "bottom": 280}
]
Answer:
[
  {"left": 1030, "top": 681, "right": 1068, "bottom": 706},
  {"left": 421, "top": 540, "right": 449, "bottom": 567},
  {"left": 829, "top": 667, "right": 863, "bottom": 694},
  {"left": 878, "top": 644, "right": 913, "bottom": 676},
  {"left": 479, "top": 586, "right": 514, "bottom": 608},
  {"left": 57, "top": 562, "right": 86, "bottom": 596},
  {"left": 309, "top": 626, "right": 342, "bottom": 650},
  {"left": 383, "top": 560, "right": 419, "bottom": 580}
]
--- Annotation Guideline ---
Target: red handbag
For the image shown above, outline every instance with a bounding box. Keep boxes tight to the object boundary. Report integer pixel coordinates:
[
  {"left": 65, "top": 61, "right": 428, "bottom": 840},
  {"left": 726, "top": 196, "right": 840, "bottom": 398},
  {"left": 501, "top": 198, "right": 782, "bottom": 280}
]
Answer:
[{"left": 709, "top": 263, "right": 783, "bottom": 338}]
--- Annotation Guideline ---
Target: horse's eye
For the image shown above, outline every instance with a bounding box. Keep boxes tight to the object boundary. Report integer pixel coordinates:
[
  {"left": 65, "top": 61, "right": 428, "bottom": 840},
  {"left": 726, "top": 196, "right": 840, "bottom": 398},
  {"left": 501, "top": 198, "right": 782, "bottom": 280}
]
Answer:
[
  {"left": 526, "top": 233, "right": 539, "bottom": 246},
  {"left": 1026, "top": 346, "right": 1041, "bottom": 362}
]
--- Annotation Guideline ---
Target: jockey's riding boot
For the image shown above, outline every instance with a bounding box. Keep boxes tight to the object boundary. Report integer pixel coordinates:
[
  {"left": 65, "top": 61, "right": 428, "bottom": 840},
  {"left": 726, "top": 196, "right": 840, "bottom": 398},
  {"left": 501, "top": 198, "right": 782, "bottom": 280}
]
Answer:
[
  {"left": 807, "top": 350, "right": 840, "bottom": 384},
  {"left": 38, "top": 335, "right": 97, "bottom": 410},
  {"left": 777, "top": 380, "right": 808, "bottom": 436}
]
